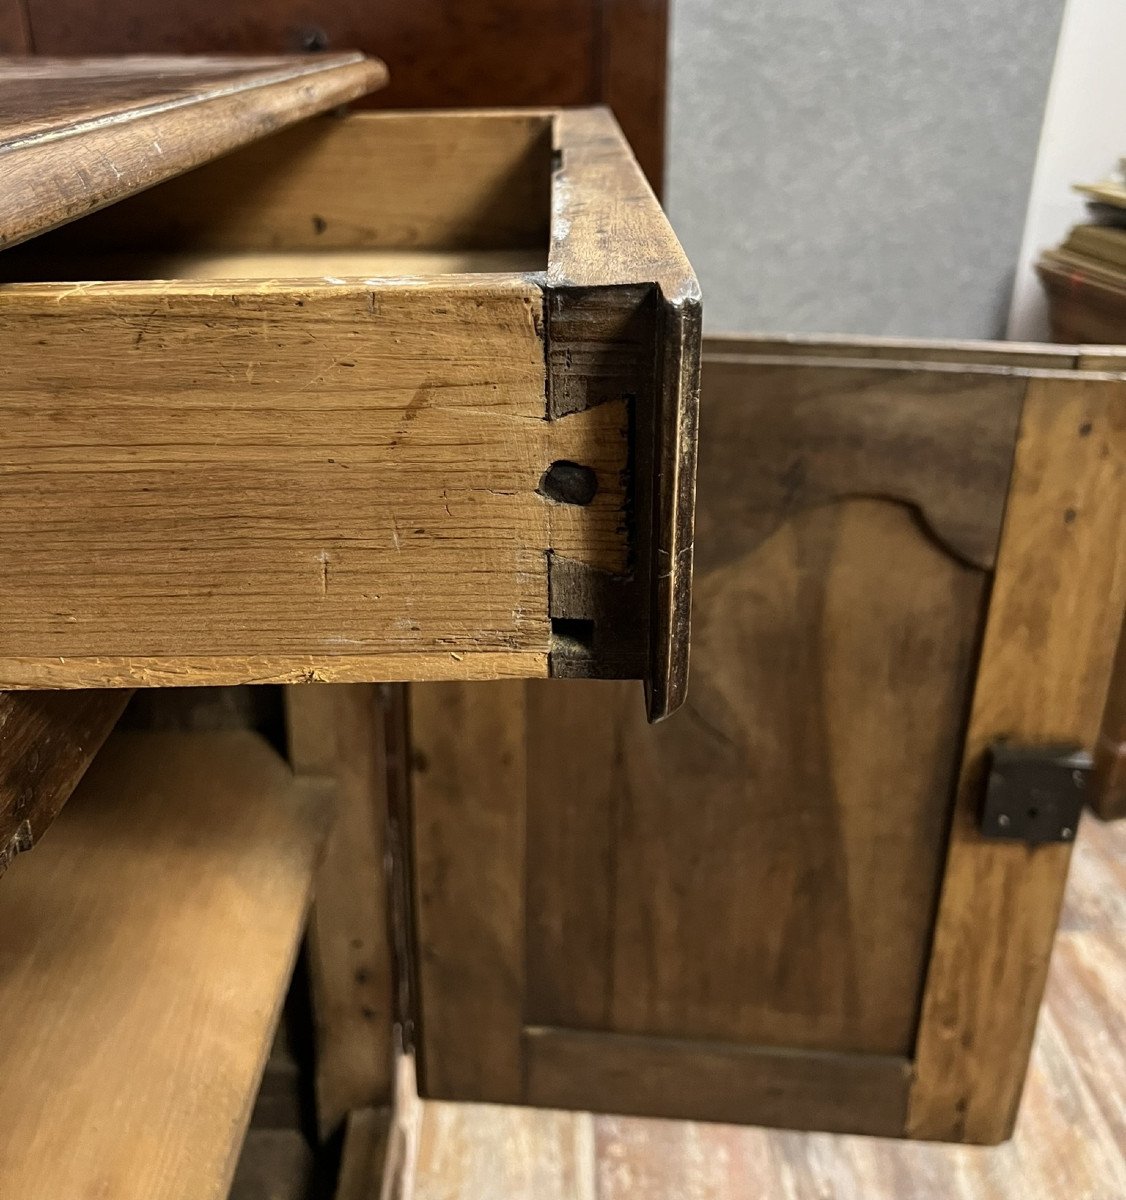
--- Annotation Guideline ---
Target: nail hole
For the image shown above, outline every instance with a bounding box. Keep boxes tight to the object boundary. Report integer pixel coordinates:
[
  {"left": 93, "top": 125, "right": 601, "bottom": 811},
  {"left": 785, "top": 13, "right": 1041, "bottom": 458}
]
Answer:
[
  {"left": 298, "top": 25, "right": 330, "bottom": 51},
  {"left": 540, "top": 460, "right": 598, "bottom": 506}
]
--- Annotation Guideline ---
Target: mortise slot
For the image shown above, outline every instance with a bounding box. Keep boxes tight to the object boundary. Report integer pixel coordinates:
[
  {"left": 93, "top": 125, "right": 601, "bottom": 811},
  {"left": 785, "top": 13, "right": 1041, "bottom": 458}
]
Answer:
[{"left": 550, "top": 617, "right": 595, "bottom": 651}]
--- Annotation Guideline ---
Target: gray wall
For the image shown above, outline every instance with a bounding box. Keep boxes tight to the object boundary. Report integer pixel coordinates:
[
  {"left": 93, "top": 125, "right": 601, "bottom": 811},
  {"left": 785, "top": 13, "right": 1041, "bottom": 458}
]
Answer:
[{"left": 666, "top": 0, "right": 1066, "bottom": 337}]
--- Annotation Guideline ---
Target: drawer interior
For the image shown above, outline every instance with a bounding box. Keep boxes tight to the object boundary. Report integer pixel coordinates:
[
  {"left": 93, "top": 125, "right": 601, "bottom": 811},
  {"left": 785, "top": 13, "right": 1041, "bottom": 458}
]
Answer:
[{"left": 0, "top": 110, "right": 553, "bottom": 282}]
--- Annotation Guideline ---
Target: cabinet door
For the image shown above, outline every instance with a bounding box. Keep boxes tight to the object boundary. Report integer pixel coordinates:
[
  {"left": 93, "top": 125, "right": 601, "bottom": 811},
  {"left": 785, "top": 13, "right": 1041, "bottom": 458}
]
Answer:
[{"left": 406, "top": 336, "right": 1126, "bottom": 1145}]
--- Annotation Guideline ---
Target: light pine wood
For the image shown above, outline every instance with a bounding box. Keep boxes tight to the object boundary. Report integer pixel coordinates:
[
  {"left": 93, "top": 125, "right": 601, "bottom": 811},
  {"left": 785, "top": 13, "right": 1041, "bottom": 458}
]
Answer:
[
  {"left": 1092, "top": 621, "right": 1126, "bottom": 819},
  {"left": 0, "top": 55, "right": 387, "bottom": 250},
  {"left": 2, "top": 108, "right": 699, "bottom": 711},
  {"left": 396, "top": 815, "right": 1126, "bottom": 1200},
  {"left": 0, "top": 688, "right": 129, "bottom": 869},
  {"left": 0, "top": 730, "right": 331, "bottom": 1200},
  {"left": 0, "top": 247, "right": 545, "bottom": 282},
  {"left": 1077, "top": 357, "right": 1126, "bottom": 821},
  {"left": 909, "top": 376, "right": 1126, "bottom": 1143},
  {"left": 23, "top": 109, "right": 553, "bottom": 256},
  {"left": 286, "top": 684, "right": 395, "bottom": 1140},
  {"left": 0, "top": 277, "right": 628, "bottom": 686}
]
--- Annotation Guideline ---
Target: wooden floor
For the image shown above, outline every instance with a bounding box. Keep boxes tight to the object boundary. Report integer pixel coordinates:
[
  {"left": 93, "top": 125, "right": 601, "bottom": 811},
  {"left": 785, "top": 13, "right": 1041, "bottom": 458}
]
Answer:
[{"left": 407, "top": 815, "right": 1126, "bottom": 1200}]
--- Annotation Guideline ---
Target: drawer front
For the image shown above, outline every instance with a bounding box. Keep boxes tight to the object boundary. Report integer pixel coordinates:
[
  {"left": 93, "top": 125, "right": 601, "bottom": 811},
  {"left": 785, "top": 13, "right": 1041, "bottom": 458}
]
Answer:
[
  {"left": 0, "top": 108, "right": 699, "bottom": 718},
  {"left": 406, "top": 337, "right": 1125, "bottom": 1143}
]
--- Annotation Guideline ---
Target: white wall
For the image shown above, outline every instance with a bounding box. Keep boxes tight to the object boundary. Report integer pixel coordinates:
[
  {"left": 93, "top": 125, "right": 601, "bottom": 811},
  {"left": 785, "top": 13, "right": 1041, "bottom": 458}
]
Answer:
[
  {"left": 665, "top": 0, "right": 1066, "bottom": 338},
  {"left": 1007, "top": 0, "right": 1126, "bottom": 341}
]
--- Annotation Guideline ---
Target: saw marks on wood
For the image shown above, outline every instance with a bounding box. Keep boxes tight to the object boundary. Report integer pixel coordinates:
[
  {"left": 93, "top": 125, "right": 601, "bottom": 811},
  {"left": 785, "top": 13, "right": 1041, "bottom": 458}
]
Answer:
[{"left": 407, "top": 815, "right": 1126, "bottom": 1200}]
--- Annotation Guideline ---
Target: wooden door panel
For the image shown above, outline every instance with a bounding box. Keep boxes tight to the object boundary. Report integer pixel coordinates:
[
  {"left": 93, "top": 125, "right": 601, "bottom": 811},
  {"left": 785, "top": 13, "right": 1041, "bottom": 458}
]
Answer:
[
  {"left": 409, "top": 337, "right": 1126, "bottom": 1142},
  {"left": 527, "top": 501, "right": 986, "bottom": 1057}
]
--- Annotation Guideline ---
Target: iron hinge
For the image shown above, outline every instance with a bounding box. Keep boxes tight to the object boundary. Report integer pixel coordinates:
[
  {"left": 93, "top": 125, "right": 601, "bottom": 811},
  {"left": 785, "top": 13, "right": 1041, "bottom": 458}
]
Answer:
[{"left": 980, "top": 744, "right": 1092, "bottom": 845}]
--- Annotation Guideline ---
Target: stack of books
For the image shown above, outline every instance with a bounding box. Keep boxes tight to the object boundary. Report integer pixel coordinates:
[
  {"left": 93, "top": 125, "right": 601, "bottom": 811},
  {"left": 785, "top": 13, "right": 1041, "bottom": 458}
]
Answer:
[{"left": 1037, "top": 162, "right": 1126, "bottom": 342}]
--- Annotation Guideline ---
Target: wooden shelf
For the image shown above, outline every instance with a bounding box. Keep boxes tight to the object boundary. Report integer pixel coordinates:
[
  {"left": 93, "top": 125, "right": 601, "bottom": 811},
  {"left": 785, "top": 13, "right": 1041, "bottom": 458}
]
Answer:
[
  {"left": 0, "top": 730, "right": 330, "bottom": 1200},
  {"left": 0, "top": 688, "right": 130, "bottom": 871}
]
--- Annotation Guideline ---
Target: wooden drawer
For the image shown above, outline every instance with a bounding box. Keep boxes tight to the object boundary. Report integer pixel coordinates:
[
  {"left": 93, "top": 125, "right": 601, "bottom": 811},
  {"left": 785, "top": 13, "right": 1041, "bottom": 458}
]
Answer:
[
  {"left": 407, "top": 335, "right": 1126, "bottom": 1144},
  {"left": 0, "top": 105, "right": 699, "bottom": 719}
]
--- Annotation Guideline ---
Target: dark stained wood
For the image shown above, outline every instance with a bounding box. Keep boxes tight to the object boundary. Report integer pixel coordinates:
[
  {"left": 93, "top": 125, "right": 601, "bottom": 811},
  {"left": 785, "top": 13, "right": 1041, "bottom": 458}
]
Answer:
[
  {"left": 910, "top": 376, "right": 1126, "bottom": 1143},
  {"left": 601, "top": 0, "right": 668, "bottom": 199},
  {"left": 697, "top": 357, "right": 1024, "bottom": 574},
  {"left": 527, "top": 503, "right": 986, "bottom": 1058},
  {"left": 0, "top": 0, "right": 29, "bottom": 53},
  {"left": 409, "top": 340, "right": 1124, "bottom": 1141},
  {"left": 524, "top": 1028, "right": 912, "bottom": 1137},
  {"left": 0, "top": 689, "right": 130, "bottom": 872},
  {"left": 409, "top": 681, "right": 527, "bottom": 1103},
  {"left": 409, "top": 341, "right": 1019, "bottom": 1119},
  {"left": 22, "top": 0, "right": 669, "bottom": 189},
  {"left": 523, "top": 348, "right": 1007, "bottom": 1060},
  {"left": 286, "top": 684, "right": 395, "bottom": 1139},
  {"left": 407, "top": 817, "right": 1126, "bottom": 1199},
  {"left": 548, "top": 107, "right": 700, "bottom": 719},
  {"left": 0, "top": 53, "right": 387, "bottom": 249}
]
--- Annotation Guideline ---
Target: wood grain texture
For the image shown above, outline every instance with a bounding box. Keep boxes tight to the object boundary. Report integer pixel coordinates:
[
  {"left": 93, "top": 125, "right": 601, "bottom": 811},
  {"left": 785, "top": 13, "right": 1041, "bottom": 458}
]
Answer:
[
  {"left": 410, "top": 343, "right": 1022, "bottom": 1131},
  {"left": 0, "top": 276, "right": 631, "bottom": 686},
  {"left": 909, "top": 377, "right": 1126, "bottom": 1143},
  {"left": 0, "top": 688, "right": 129, "bottom": 870},
  {"left": 696, "top": 358, "right": 1024, "bottom": 573},
  {"left": 522, "top": 348, "right": 1011, "bottom": 1063},
  {"left": 0, "top": 730, "right": 330, "bottom": 1200},
  {"left": 20, "top": 0, "right": 669, "bottom": 190},
  {"left": 0, "top": 54, "right": 386, "bottom": 249},
  {"left": 286, "top": 684, "right": 395, "bottom": 1139},
  {"left": 549, "top": 107, "right": 700, "bottom": 718},
  {"left": 405, "top": 816, "right": 1126, "bottom": 1200},
  {"left": 1078, "top": 356, "right": 1126, "bottom": 822},
  {"left": 3, "top": 109, "right": 696, "bottom": 704},
  {"left": 0, "top": 0, "right": 29, "bottom": 53},
  {"left": 409, "top": 681, "right": 527, "bottom": 1103},
  {"left": 17, "top": 110, "right": 553, "bottom": 257},
  {"left": 1092, "top": 619, "right": 1126, "bottom": 820},
  {"left": 526, "top": 505, "right": 986, "bottom": 1059},
  {"left": 524, "top": 1028, "right": 911, "bottom": 1137}
]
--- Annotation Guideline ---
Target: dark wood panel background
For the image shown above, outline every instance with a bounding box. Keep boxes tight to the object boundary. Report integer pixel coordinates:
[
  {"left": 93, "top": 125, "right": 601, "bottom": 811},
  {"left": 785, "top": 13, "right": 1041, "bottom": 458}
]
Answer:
[
  {"left": 0, "top": 0, "right": 30, "bottom": 52},
  {"left": 9, "top": 0, "right": 667, "bottom": 189},
  {"left": 521, "top": 359, "right": 1021, "bottom": 1059},
  {"left": 408, "top": 343, "right": 1028, "bottom": 1133}
]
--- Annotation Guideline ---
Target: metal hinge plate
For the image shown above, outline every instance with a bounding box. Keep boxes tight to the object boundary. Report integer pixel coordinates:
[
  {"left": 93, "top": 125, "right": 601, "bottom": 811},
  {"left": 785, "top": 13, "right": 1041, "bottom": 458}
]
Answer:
[{"left": 980, "top": 744, "right": 1092, "bottom": 845}]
